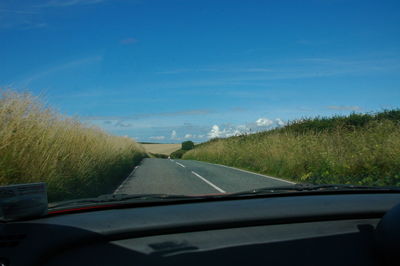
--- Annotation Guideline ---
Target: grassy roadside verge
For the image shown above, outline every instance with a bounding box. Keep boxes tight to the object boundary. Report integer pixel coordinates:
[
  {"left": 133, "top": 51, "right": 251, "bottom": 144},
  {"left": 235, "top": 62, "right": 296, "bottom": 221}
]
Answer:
[
  {"left": 0, "top": 90, "right": 147, "bottom": 201},
  {"left": 183, "top": 111, "right": 400, "bottom": 187}
]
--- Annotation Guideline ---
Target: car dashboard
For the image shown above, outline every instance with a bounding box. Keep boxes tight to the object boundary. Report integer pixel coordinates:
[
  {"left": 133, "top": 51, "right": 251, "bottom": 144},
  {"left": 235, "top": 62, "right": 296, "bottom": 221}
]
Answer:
[{"left": 1, "top": 192, "right": 399, "bottom": 266}]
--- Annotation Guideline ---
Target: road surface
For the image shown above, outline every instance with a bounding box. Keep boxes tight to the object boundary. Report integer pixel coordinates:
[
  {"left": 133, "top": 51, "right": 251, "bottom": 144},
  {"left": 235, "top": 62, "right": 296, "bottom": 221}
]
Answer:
[{"left": 114, "top": 158, "right": 295, "bottom": 195}]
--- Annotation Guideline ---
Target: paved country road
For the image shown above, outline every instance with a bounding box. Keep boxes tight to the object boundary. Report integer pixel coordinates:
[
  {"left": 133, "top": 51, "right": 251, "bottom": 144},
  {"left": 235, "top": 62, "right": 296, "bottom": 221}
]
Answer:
[{"left": 114, "top": 158, "right": 295, "bottom": 195}]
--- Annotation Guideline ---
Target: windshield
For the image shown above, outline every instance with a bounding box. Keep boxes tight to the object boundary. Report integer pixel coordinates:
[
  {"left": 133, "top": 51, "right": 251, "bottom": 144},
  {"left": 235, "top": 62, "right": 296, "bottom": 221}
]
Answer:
[{"left": 0, "top": 0, "right": 399, "bottom": 208}]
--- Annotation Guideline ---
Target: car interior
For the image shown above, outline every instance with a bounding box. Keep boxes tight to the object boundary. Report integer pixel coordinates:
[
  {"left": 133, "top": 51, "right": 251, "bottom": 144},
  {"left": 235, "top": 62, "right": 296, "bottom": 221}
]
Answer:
[{"left": 1, "top": 191, "right": 399, "bottom": 266}]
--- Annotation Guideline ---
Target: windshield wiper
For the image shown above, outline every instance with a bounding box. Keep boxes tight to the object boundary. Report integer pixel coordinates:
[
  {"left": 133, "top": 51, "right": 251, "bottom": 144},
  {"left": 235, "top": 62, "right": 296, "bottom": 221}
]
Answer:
[
  {"left": 48, "top": 193, "right": 194, "bottom": 210},
  {"left": 49, "top": 184, "right": 400, "bottom": 211},
  {"left": 230, "top": 184, "right": 400, "bottom": 197}
]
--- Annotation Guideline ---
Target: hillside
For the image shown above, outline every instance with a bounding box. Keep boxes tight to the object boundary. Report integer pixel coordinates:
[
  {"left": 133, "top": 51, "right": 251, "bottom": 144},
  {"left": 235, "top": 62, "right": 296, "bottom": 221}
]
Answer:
[
  {"left": 0, "top": 90, "right": 147, "bottom": 201},
  {"left": 183, "top": 110, "right": 400, "bottom": 187}
]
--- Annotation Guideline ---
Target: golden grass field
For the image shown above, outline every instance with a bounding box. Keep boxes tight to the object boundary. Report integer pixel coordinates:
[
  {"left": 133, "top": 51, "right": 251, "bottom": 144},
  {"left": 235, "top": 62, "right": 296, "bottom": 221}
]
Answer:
[
  {"left": 142, "top": 143, "right": 181, "bottom": 155},
  {"left": 0, "top": 89, "right": 146, "bottom": 201},
  {"left": 184, "top": 117, "right": 400, "bottom": 186}
]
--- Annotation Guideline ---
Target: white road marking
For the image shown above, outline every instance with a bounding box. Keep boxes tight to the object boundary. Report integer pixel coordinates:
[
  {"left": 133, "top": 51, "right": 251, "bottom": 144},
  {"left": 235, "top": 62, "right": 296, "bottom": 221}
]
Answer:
[
  {"left": 191, "top": 171, "right": 226, "bottom": 193},
  {"left": 176, "top": 162, "right": 186, "bottom": 168},
  {"left": 201, "top": 161, "right": 295, "bottom": 184},
  {"left": 114, "top": 166, "right": 139, "bottom": 194}
]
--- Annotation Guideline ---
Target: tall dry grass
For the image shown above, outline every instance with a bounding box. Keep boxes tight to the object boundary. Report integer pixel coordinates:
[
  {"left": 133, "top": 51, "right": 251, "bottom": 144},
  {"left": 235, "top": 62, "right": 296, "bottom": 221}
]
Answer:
[
  {"left": 0, "top": 90, "right": 146, "bottom": 201},
  {"left": 184, "top": 120, "right": 400, "bottom": 186}
]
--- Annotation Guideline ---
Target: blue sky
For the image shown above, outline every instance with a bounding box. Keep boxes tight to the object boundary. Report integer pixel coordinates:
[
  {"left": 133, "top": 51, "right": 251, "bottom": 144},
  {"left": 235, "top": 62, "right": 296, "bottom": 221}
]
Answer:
[{"left": 1, "top": 0, "right": 399, "bottom": 143}]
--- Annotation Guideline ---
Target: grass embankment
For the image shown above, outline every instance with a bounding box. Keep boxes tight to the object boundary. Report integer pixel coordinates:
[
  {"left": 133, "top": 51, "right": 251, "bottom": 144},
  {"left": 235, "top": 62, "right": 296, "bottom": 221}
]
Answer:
[
  {"left": 183, "top": 110, "right": 400, "bottom": 186},
  {"left": 0, "top": 90, "right": 147, "bottom": 201}
]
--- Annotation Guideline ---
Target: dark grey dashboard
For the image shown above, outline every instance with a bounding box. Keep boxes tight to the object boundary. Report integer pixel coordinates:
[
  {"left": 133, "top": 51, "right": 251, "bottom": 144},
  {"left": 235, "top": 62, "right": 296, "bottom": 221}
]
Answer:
[{"left": 1, "top": 193, "right": 400, "bottom": 266}]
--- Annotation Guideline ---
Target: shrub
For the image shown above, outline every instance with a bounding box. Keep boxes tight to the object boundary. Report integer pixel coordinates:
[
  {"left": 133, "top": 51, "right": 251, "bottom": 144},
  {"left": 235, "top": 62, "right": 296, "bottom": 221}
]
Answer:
[
  {"left": 170, "top": 149, "right": 187, "bottom": 159},
  {"left": 181, "top": 141, "right": 195, "bottom": 150},
  {"left": 149, "top": 152, "right": 168, "bottom": 159}
]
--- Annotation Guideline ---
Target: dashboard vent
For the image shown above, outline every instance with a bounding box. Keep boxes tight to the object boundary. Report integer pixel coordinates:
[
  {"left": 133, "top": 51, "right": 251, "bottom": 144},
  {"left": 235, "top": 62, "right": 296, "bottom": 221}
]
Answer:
[{"left": 0, "top": 234, "right": 26, "bottom": 247}]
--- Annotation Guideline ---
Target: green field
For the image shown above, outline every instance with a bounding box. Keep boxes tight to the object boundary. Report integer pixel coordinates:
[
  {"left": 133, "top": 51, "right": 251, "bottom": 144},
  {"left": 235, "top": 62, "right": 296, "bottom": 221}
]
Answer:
[
  {"left": 0, "top": 90, "right": 147, "bottom": 201},
  {"left": 183, "top": 110, "right": 400, "bottom": 187}
]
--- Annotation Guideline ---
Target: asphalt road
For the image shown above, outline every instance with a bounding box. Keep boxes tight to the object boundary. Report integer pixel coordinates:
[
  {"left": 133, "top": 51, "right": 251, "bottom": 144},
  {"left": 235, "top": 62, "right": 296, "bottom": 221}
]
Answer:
[{"left": 114, "top": 158, "right": 295, "bottom": 195}]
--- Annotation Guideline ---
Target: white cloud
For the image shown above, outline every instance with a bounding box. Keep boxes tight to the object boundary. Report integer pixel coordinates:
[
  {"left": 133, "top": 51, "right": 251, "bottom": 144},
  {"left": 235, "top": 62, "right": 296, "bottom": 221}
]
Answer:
[
  {"left": 184, "top": 134, "right": 193, "bottom": 139},
  {"left": 206, "top": 117, "right": 288, "bottom": 140},
  {"left": 228, "top": 130, "right": 241, "bottom": 137},
  {"left": 237, "top": 124, "right": 247, "bottom": 130},
  {"left": 149, "top": 136, "right": 165, "bottom": 140},
  {"left": 208, "top": 125, "right": 222, "bottom": 139},
  {"left": 207, "top": 125, "right": 242, "bottom": 139},
  {"left": 256, "top": 117, "right": 273, "bottom": 127},
  {"left": 276, "top": 118, "right": 285, "bottom": 126},
  {"left": 170, "top": 130, "right": 178, "bottom": 140}
]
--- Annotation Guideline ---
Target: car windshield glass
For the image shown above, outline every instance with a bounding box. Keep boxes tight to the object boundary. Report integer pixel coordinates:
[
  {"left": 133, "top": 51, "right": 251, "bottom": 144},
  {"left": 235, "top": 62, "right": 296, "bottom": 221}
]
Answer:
[{"left": 0, "top": 0, "right": 399, "bottom": 209}]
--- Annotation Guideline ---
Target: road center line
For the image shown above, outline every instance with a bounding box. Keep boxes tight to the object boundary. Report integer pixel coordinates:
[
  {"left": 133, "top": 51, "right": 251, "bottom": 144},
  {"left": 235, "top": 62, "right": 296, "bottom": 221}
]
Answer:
[
  {"left": 176, "top": 162, "right": 186, "bottom": 168},
  {"left": 191, "top": 171, "right": 226, "bottom": 193}
]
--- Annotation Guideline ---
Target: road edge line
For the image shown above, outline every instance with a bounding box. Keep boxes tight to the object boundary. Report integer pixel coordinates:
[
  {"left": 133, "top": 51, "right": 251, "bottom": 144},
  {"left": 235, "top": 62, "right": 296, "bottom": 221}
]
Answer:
[
  {"left": 189, "top": 160, "right": 295, "bottom": 184},
  {"left": 217, "top": 164, "right": 295, "bottom": 184},
  {"left": 114, "top": 166, "right": 139, "bottom": 194}
]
